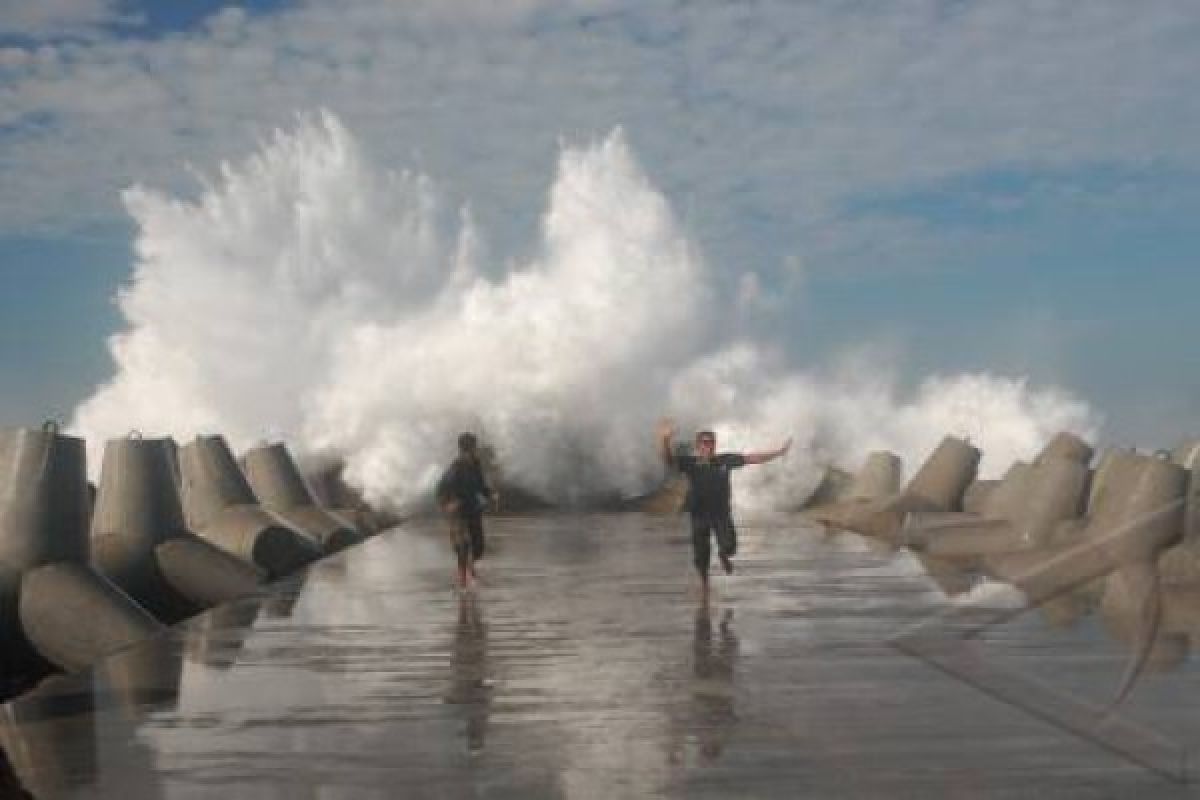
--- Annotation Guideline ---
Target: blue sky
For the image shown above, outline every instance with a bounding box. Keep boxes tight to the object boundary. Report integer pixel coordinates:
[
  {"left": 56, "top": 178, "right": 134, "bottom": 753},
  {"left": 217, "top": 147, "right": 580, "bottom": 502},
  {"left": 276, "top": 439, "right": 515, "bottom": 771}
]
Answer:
[{"left": 1, "top": 0, "right": 1199, "bottom": 447}]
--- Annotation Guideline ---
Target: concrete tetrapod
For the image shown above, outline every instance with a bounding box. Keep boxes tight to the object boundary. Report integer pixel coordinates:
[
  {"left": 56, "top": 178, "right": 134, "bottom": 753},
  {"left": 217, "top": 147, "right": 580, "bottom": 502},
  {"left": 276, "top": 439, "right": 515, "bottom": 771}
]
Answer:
[
  {"left": 802, "top": 465, "right": 854, "bottom": 509},
  {"left": 307, "top": 461, "right": 400, "bottom": 534},
  {"left": 0, "top": 659, "right": 170, "bottom": 797},
  {"left": 1100, "top": 569, "right": 1190, "bottom": 675},
  {"left": 983, "top": 454, "right": 1187, "bottom": 707},
  {"left": 100, "top": 636, "right": 184, "bottom": 714},
  {"left": 975, "top": 453, "right": 1138, "bottom": 598},
  {"left": 1034, "top": 431, "right": 1094, "bottom": 466},
  {"left": 903, "top": 462, "right": 1032, "bottom": 558},
  {"left": 1164, "top": 439, "right": 1200, "bottom": 553},
  {"left": 1153, "top": 440, "right": 1200, "bottom": 582},
  {"left": 180, "top": 435, "right": 320, "bottom": 579},
  {"left": 904, "top": 457, "right": 1088, "bottom": 564},
  {"left": 628, "top": 475, "right": 687, "bottom": 513},
  {"left": 961, "top": 479, "right": 999, "bottom": 515},
  {"left": 0, "top": 427, "right": 162, "bottom": 675},
  {"left": 1087, "top": 448, "right": 1140, "bottom": 517},
  {"left": 1090, "top": 455, "right": 1188, "bottom": 704},
  {"left": 895, "top": 465, "right": 1025, "bottom": 564},
  {"left": 980, "top": 462, "right": 1034, "bottom": 521},
  {"left": 19, "top": 562, "right": 164, "bottom": 673},
  {"left": 241, "top": 443, "right": 362, "bottom": 553},
  {"left": 980, "top": 452, "right": 1172, "bottom": 596},
  {"left": 900, "top": 433, "right": 1096, "bottom": 567},
  {"left": 185, "top": 597, "right": 263, "bottom": 670},
  {"left": 805, "top": 436, "right": 980, "bottom": 541},
  {"left": 0, "top": 672, "right": 97, "bottom": 798},
  {"left": 91, "top": 436, "right": 263, "bottom": 623},
  {"left": 844, "top": 451, "right": 903, "bottom": 502}
]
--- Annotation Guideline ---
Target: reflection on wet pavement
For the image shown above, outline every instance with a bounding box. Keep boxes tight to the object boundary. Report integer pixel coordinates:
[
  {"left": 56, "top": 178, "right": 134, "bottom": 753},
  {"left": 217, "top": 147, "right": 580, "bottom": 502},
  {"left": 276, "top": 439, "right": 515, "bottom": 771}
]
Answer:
[
  {"left": 1, "top": 513, "right": 1198, "bottom": 798},
  {"left": 444, "top": 591, "right": 491, "bottom": 756},
  {"left": 667, "top": 606, "right": 738, "bottom": 767}
]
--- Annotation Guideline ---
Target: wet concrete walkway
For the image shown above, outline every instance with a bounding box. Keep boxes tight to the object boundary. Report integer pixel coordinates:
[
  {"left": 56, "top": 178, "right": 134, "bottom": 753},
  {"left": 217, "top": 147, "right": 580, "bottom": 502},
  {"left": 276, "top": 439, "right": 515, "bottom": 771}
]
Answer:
[{"left": 2, "top": 513, "right": 1199, "bottom": 798}]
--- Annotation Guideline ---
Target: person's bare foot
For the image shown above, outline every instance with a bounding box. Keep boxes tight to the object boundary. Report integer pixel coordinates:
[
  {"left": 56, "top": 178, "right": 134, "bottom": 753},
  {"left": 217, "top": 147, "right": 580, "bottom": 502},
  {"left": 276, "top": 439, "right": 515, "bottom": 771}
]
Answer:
[{"left": 719, "top": 553, "right": 734, "bottom": 575}]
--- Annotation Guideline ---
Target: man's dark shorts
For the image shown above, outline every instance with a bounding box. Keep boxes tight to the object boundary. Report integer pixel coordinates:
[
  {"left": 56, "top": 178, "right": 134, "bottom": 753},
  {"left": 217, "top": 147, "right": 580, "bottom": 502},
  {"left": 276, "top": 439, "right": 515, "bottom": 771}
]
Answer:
[{"left": 690, "top": 512, "right": 736, "bottom": 574}]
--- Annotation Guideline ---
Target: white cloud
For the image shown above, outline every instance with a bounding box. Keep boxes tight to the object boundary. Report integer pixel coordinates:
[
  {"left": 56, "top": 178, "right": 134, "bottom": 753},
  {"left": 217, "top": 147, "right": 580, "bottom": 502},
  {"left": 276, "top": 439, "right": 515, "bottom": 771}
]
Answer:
[
  {"left": 0, "top": 0, "right": 1197, "bottom": 285},
  {"left": 0, "top": 0, "right": 134, "bottom": 39}
]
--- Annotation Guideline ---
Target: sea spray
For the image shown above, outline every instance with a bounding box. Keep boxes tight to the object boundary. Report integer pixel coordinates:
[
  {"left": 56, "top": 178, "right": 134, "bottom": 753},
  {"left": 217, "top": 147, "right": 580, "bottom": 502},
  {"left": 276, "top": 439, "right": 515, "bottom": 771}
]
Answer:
[{"left": 72, "top": 111, "right": 1100, "bottom": 512}]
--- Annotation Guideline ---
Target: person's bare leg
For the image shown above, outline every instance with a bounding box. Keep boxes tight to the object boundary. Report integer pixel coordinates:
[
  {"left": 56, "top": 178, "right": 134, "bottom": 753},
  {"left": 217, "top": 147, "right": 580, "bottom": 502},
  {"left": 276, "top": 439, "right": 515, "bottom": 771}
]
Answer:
[
  {"left": 467, "top": 516, "right": 484, "bottom": 587},
  {"left": 467, "top": 541, "right": 480, "bottom": 586},
  {"left": 717, "top": 517, "right": 736, "bottom": 576},
  {"left": 466, "top": 553, "right": 478, "bottom": 589},
  {"left": 455, "top": 542, "right": 471, "bottom": 590},
  {"left": 692, "top": 516, "right": 713, "bottom": 606}
]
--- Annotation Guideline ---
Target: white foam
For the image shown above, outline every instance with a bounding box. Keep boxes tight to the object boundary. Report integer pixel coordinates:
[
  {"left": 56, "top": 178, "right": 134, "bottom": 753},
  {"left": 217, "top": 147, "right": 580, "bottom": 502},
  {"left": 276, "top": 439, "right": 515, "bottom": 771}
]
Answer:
[{"left": 71, "top": 111, "right": 1101, "bottom": 512}]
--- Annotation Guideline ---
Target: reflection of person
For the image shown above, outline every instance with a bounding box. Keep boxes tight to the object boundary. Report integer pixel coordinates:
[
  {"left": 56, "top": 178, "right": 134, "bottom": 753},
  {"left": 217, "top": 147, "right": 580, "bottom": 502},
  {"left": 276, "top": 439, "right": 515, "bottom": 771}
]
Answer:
[
  {"left": 444, "top": 591, "right": 491, "bottom": 755},
  {"left": 658, "top": 419, "right": 791, "bottom": 601},
  {"left": 436, "top": 432, "right": 496, "bottom": 590},
  {"left": 668, "top": 606, "right": 740, "bottom": 767}
]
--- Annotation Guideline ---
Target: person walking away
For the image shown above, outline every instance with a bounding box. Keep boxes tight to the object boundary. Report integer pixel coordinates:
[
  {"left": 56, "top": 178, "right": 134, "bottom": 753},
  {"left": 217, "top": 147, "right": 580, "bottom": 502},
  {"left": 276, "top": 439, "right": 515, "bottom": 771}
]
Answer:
[{"left": 437, "top": 432, "right": 496, "bottom": 590}]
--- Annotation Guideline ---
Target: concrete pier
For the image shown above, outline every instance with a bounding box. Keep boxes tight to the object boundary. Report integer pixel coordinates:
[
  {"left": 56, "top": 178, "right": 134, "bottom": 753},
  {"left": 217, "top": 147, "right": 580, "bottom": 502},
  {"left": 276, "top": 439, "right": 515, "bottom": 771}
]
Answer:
[
  {"left": 179, "top": 436, "right": 321, "bottom": 578},
  {"left": 0, "top": 514, "right": 1197, "bottom": 797}
]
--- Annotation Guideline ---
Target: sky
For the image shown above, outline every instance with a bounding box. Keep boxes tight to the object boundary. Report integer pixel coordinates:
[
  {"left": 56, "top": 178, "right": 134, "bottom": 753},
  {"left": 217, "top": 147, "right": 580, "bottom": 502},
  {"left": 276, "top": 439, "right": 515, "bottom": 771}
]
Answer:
[{"left": 1, "top": 0, "right": 1199, "bottom": 458}]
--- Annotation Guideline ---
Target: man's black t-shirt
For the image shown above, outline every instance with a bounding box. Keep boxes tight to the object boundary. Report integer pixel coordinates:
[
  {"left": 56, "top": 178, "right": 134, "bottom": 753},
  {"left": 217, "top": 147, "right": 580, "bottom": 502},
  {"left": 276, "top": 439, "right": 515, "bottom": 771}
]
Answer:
[{"left": 676, "top": 453, "right": 746, "bottom": 516}]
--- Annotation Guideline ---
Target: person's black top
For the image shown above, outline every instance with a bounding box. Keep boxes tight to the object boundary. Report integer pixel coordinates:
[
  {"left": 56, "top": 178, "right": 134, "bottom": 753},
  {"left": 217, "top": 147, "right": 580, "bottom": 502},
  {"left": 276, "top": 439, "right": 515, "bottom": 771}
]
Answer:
[
  {"left": 436, "top": 456, "right": 493, "bottom": 515},
  {"left": 675, "top": 453, "right": 746, "bottom": 516}
]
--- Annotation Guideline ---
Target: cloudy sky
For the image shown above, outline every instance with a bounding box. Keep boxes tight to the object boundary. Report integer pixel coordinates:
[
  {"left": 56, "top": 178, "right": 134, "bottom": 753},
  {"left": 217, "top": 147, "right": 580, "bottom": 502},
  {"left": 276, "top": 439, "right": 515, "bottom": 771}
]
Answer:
[{"left": 2, "top": 0, "right": 1199, "bottom": 448}]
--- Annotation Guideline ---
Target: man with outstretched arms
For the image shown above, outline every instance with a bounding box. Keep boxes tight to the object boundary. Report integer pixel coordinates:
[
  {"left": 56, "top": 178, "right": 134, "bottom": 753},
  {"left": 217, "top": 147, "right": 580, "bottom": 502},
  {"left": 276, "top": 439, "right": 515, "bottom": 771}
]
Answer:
[{"left": 658, "top": 419, "right": 791, "bottom": 601}]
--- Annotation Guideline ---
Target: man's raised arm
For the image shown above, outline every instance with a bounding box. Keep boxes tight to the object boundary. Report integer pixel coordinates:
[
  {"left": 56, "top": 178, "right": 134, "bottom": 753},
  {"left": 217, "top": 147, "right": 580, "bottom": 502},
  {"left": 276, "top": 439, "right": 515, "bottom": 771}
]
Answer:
[{"left": 744, "top": 437, "right": 793, "bottom": 465}]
